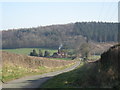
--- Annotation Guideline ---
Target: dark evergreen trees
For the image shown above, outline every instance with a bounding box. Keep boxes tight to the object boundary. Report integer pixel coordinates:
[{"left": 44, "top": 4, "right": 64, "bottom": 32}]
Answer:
[
  {"left": 38, "top": 49, "right": 43, "bottom": 57},
  {"left": 44, "top": 51, "right": 50, "bottom": 57},
  {"left": 30, "top": 49, "right": 38, "bottom": 56}
]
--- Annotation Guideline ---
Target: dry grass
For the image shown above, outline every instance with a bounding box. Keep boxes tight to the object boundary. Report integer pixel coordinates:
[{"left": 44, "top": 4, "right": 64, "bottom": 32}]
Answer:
[
  {"left": 1, "top": 51, "right": 76, "bottom": 82},
  {"left": 89, "top": 42, "right": 116, "bottom": 55},
  {"left": 99, "top": 43, "right": 120, "bottom": 88},
  {"left": 42, "top": 44, "right": 120, "bottom": 88},
  {"left": 2, "top": 51, "right": 75, "bottom": 68}
]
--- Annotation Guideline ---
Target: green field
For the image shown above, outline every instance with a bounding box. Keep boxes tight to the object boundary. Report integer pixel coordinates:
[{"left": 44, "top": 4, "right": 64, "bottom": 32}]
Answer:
[
  {"left": 2, "top": 48, "right": 57, "bottom": 56},
  {"left": 2, "top": 48, "right": 73, "bottom": 60},
  {"left": 49, "top": 58, "right": 72, "bottom": 60},
  {"left": 88, "top": 55, "right": 100, "bottom": 60}
]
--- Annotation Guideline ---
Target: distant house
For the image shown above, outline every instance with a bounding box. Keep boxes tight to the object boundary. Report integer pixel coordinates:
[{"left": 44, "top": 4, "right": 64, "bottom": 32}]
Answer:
[{"left": 52, "top": 49, "right": 67, "bottom": 58}]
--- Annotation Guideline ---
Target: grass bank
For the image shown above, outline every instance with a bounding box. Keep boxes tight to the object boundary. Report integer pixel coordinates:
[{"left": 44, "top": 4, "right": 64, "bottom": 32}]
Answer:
[
  {"left": 2, "top": 51, "right": 76, "bottom": 82},
  {"left": 42, "top": 49, "right": 119, "bottom": 88},
  {"left": 88, "top": 55, "right": 100, "bottom": 60},
  {"left": 41, "top": 62, "right": 100, "bottom": 88},
  {"left": 2, "top": 62, "right": 76, "bottom": 82},
  {"left": 49, "top": 57, "right": 72, "bottom": 61}
]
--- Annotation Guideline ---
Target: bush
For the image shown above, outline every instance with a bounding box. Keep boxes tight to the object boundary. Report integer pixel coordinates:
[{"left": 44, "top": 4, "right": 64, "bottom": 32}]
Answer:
[
  {"left": 44, "top": 51, "right": 50, "bottom": 57},
  {"left": 39, "top": 49, "right": 43, "bottom": 57},
  {"left": 30, "top": 49, "right": 38, "bottom": 56}
]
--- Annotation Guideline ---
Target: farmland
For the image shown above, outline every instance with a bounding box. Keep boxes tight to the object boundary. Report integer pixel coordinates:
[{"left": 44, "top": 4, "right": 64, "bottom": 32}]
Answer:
[
  {"left": 2, "top": 48, "right": 57, "bottom": 56},
  {"left": 2, "top": 51, "right": 76, "bottom": 82}
]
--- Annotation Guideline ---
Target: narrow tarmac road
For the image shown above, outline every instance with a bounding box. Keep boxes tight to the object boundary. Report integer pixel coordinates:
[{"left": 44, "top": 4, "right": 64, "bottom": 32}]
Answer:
[{"left": 2, "top": 61, "right": 80, "bottom": 89}]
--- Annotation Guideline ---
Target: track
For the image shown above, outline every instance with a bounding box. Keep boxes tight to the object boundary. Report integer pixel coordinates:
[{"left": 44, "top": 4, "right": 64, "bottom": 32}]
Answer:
[{"left": 2, "top": 61, "right": 80, "bottom": 89}]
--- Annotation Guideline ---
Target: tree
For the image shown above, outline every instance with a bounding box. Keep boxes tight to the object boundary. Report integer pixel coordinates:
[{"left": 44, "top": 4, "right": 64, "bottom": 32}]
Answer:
[
  {"left": 44, "top": 51, "right": 50, "bottom": 57},
  {"left": 80, "top": 43, "right": 90, "bottom": 60},
  {"left": 2, "top": 22, "right": 118, "bottom": 49},
  {"left": 30, "top": 52, "right": 33, "bottom": 56},
  {"left": 52, "top": 53, "right": 58, "bottom": 58},
  {"left": 30, "top": 49, "right": 38, "bottom": 56},
  {"left": 74, "top": 36, "right": 87, "bottom": 58},
  {"left": 38, "top": 49, "right": 43, "bottom": 57}
]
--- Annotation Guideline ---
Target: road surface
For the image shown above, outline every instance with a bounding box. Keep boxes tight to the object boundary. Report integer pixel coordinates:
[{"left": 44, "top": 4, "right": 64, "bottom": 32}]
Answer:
[{"left": 2, "top": 61, "right": 80, "bottom": 89}]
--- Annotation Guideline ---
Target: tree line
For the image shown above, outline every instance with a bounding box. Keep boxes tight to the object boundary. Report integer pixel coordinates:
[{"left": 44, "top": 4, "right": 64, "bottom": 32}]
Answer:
[
  {"left": 2, "top": 22, "right": 118, "bottom": 49},
  {"left": 30, "top": 49, "right": 50, "bottom": 57}
]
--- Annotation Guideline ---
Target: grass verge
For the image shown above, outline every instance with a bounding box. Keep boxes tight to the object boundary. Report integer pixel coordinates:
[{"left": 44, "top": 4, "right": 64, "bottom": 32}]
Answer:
[
  {"left": 88, "top": 55, "right": 100, "bottom": 60},
  {"left": 2, "top": 62, "right": 76, "bottom": 82},
  {"left": 41, "top": 62, "right": 100, "bottom": 88},
  {"left": 49, "top": 58, "right": 72, "bottom": 61}
]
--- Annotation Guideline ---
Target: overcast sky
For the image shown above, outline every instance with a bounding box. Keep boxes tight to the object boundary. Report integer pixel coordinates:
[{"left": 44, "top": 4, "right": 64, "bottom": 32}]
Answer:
[{"left": 0, "top": 1, "right": 118, "bottom": 30}]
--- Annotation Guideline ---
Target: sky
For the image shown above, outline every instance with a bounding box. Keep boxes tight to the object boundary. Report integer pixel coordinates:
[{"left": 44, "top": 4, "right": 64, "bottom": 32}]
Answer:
[{"left": 0, "top": 1, "right": 118, "bottom": 30}]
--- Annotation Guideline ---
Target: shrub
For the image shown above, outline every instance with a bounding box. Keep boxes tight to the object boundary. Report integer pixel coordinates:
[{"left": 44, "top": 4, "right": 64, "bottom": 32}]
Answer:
[
  {"left": 38, "top": 49, "right": 43, "bottom": 57},
  {"left": 30, "top": 49, "right": 38, "bottom": 56},
  {"left": 44, "top": 51, "right": 50, "bottom": 57}
]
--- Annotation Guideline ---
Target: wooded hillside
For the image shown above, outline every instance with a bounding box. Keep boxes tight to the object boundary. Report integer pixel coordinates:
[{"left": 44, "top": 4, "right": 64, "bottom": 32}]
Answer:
[{"left": 2, "top": 22, "right": 118, "bottom": 49}]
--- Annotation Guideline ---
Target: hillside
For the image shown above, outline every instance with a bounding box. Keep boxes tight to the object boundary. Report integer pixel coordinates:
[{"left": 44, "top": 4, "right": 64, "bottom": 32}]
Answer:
[
  {"left": 2, "top": 51, "right": 76, "bottom": 82},
  {"left": 99, "top": 43, "right": 120, "bottom": 87},
  {"left": 2, "top": 51, "right": 75, "bottom": 68},
  {"left": 42, "top": 43, "right": 119, "bottom": 88},
  {"left": 2, "top": 22, "right": 118, "bottom": 49},
  {"left": 86, "top": 42, "right": 115, "bottom": 55}
]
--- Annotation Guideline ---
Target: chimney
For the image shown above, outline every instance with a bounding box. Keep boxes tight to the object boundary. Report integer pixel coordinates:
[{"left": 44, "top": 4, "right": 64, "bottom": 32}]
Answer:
[
  {"left": 58, "top": 49, "right": 60, "bottom": 54},
  {"left": 58, "top": 44, "right": 62, "bottom": 53}
]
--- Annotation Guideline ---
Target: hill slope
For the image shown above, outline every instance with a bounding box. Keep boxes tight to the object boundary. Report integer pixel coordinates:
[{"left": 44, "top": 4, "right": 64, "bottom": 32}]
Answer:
[
  {"left": 2, "top": 22, "right": 118, "bottom": 49},
  {"left": 2, "top": 51, "right": 75, "bottom": 68},
  {"left": 99, "top": 43, "right": 120, "bottom": 87},
  {"left": 42, "top": 43, "right": 119, "bottom": 88},
  {"left": 2, "top": 51, "right": 76, "bottom": 82}
]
